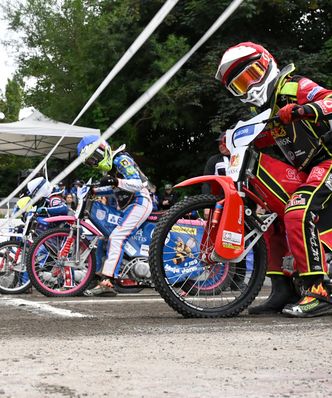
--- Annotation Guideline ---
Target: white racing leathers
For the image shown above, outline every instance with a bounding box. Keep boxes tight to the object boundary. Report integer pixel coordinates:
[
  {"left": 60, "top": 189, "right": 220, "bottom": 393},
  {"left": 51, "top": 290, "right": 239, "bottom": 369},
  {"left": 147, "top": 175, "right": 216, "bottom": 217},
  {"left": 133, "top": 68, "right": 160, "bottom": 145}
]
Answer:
[{"left": 94, "top": 153, "right": 153, "bottom": 278}]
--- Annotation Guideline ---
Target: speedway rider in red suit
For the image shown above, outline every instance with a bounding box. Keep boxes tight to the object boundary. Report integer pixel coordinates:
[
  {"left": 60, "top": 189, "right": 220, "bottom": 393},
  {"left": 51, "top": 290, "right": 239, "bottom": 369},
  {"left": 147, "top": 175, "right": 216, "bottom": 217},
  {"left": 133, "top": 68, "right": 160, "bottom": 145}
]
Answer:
[
  {"left": 77, "top": 136, "right": 153, "bottom": 296},
  {"left": 216, "top": 42, "right": 332, "bottom": 317}
]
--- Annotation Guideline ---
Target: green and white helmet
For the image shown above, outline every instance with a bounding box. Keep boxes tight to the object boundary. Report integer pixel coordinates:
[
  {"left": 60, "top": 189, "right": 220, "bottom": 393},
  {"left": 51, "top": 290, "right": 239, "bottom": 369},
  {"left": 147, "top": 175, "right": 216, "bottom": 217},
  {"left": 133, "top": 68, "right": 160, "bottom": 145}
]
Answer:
[{"left": 77, "top": 135, "right": 125, "bottom": 172}]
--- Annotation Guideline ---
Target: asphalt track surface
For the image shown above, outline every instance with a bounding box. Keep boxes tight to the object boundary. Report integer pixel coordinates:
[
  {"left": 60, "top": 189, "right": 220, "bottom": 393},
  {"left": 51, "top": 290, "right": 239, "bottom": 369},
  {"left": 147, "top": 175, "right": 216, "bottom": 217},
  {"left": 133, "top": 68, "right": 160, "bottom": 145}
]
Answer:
[{"left": 0, "top": 286, "right": 332, "bottom": 398}]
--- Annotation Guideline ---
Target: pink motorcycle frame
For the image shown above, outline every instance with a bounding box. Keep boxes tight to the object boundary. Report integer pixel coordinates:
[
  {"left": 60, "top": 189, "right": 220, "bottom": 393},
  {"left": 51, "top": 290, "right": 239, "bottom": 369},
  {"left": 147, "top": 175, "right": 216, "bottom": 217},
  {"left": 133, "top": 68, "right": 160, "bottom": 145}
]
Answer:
[{"left": 43, "top": 215, "right": 103, "bottom": 237}]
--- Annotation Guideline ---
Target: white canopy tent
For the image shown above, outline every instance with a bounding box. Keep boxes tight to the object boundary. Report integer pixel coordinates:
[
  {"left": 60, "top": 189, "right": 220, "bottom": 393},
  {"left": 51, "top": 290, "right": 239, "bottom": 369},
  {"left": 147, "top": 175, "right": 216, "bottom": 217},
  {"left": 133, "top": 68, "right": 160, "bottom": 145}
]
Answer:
[{"left": 0, "top": 110, "right": 100, "bottom": 159}]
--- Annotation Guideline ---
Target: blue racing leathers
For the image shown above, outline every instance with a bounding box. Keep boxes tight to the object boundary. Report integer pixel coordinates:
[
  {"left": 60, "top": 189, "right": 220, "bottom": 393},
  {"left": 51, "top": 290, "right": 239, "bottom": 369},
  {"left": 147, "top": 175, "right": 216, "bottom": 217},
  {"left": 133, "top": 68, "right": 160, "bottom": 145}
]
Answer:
[{"left": 93, "top": 152, "right": 153, "bottom": 278}]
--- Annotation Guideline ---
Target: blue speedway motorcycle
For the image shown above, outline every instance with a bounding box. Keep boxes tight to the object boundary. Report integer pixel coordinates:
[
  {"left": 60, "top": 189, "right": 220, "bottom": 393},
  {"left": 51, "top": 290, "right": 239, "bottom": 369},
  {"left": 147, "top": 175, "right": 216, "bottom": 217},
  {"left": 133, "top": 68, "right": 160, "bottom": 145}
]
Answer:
[{"left": 26, "top": 181, "right": 236, "bottom": 297}]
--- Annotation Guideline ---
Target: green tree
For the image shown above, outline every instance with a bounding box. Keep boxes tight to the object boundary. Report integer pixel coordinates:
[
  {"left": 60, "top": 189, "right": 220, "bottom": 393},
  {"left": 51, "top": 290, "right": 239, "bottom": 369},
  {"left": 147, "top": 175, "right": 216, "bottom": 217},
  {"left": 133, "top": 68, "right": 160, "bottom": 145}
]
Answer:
[
  {"left": 0, "top": 77, "right": 32, "bottom": 196},
  {"left": 0, "top": 77, "right": 23, "bottom": 122},
  {"left": 2, "top": 0, "right": 332, "bottom": 189}
]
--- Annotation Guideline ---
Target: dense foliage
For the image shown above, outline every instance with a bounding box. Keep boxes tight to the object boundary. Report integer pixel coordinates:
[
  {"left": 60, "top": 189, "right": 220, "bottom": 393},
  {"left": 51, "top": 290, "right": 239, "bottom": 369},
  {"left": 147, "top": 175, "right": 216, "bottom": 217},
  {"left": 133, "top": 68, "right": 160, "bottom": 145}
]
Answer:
[{"left": 1, "top": 0, "right": 332, "bottom": 193}]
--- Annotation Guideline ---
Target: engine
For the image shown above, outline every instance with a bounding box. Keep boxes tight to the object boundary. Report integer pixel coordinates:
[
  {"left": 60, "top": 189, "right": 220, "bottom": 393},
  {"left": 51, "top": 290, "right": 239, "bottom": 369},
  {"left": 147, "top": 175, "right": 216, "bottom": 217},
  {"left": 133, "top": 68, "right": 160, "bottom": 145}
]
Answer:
[
  {"left": 130, "top": 257, "right": 151, "bottom": 279},
  {"left": 122, "top": 257, "right": 151, "bottom": 280}
]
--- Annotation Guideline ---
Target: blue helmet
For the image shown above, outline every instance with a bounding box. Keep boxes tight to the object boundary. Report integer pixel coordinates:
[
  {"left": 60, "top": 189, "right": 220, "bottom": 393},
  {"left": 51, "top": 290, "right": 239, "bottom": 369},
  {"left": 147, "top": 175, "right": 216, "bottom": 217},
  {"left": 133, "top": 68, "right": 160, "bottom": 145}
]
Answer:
[
  {"left": 77, "top": 135, "right": 113, "bottom": 172},
  {"left": 77, "top": 135, "right": 126, "bottom": 172}
]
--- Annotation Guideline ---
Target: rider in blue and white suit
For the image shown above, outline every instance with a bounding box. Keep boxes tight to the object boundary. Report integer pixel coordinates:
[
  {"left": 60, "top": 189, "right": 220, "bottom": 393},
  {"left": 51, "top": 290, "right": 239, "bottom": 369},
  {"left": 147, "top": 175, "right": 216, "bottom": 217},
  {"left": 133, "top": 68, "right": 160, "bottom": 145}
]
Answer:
[{"left": 77, "top": 135, "right": 153, "bottom": 296}]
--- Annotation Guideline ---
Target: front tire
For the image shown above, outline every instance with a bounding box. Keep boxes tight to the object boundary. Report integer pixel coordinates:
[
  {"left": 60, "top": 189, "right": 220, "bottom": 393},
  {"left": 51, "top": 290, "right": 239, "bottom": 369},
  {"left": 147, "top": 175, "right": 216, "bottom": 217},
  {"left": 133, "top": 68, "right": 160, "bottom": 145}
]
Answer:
[
  {"left": 27, "top": 228, "right": 96, "bottom": 297},
  {"left": 0, "top": 240, "right": 32, "bottom": 294},
  {"left": 149, "top": 194, "right": 267, "bottom": 318}
]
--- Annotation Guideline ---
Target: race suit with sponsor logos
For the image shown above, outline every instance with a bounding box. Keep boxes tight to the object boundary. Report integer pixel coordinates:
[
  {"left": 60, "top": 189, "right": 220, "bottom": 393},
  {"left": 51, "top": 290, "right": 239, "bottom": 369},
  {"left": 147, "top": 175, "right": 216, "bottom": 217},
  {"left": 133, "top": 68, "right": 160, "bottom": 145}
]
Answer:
[
  {"left": 254, "top": 65, "right": 332, "bottom": 277},
  {"left": 93, "top": 152, "right": 153, "bottom": 278}
]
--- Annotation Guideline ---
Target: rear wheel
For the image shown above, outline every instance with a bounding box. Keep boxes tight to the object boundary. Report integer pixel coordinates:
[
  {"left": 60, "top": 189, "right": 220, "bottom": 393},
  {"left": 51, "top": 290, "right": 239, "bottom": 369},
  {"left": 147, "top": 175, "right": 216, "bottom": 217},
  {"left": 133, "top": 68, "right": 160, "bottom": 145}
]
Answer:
[
  {"left": 0, "top": 240, "right": 32, "bottom": 294},
  {"left": 27, "top": 228, "right": 96, "bottom": 297},
  {"left": 149, "top": 194, "right": 266, "bottom": 318}
]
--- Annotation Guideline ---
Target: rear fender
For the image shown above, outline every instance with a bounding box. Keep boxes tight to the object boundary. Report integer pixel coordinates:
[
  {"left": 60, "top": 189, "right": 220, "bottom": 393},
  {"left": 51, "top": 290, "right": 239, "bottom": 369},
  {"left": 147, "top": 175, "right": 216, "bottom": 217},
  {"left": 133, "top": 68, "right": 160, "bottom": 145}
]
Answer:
[
  {"left": 175, "top": 175, "right": 234, "bottom": 196},
  {"left": 175, "top": 176, "right": 245, "bottom": 260},
  {"left": 43, "top": 216, "right": 76, "bottom": 224}
]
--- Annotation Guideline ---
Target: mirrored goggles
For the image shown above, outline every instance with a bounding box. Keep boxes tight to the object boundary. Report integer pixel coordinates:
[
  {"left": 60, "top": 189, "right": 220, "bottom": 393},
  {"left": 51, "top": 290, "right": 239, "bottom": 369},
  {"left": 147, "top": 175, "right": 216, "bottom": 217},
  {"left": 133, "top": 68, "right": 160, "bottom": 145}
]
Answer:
[
  {"left": 227, "top": 61, "right": 266, "bottom": 97},
  {"left": 84, "top": 147, "right": 104, "bottom": 167}
]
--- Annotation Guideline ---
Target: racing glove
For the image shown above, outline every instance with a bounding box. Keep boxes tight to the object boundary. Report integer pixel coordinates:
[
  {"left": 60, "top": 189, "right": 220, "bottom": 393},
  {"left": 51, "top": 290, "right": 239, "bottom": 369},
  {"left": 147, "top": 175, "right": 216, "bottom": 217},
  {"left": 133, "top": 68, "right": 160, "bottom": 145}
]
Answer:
[
  {"left": 277, "top": 103, "right": 315, "bottom": 124},
  {"left": 36, "top": 207, "right": 48, "bottom": 215},
  {"left": 99, "top": 176, "right": 118, "bottom": 187}
]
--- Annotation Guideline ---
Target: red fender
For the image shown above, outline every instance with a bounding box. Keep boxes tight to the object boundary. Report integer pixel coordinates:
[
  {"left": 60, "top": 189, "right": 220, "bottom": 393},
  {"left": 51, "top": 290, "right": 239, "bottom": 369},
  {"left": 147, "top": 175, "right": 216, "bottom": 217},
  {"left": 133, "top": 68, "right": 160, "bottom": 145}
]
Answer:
[{"left": 175, "top": 176, "right": 244, "bottom": 260}]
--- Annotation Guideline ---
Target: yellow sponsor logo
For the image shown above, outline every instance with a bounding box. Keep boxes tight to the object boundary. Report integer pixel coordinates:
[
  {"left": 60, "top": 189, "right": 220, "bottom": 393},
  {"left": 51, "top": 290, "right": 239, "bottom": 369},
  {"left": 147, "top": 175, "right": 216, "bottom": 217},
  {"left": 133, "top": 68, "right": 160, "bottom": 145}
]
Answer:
[
  {"left": 222, "top": 242, "right": 241, "bottom": 250},
  {"left": 171, "top": 225, "right": 197, "bottom": 235}
]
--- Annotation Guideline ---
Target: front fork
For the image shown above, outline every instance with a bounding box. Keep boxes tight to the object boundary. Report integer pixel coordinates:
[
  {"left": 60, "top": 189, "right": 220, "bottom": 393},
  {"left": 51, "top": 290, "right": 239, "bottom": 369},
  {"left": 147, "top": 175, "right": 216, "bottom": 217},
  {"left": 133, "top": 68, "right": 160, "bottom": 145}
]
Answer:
[
  {"left": 60, "top": 222, "right": 99, "bottom": 267},
  {"left": 210, "top": 210, "right": 278, "bottom": 264},
  {"left": 1, "top": 239, "right": 28, "bottom": 273},
  {"left": 58, "top": 223, "right": 99, "bottom": 287}
]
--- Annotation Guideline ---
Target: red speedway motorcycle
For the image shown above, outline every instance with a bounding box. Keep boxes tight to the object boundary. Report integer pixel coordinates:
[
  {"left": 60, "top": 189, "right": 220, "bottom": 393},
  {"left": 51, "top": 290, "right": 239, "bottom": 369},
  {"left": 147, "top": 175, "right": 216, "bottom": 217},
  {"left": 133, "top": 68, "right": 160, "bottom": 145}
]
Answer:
[{"left": 149, "top": 109, "right": 332, "bottom": 318}]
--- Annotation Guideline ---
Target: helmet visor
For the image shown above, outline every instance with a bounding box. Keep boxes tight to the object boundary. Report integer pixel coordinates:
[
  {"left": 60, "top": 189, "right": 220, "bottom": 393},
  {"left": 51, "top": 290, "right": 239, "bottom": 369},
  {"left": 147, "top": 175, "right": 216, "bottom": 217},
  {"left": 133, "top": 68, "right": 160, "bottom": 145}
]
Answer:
[
  {"left": 227, "top": 60, "right": 266, "bottom": 97},
  {"left": 84, "top": 148, "right": 104, "bottom": 167}
]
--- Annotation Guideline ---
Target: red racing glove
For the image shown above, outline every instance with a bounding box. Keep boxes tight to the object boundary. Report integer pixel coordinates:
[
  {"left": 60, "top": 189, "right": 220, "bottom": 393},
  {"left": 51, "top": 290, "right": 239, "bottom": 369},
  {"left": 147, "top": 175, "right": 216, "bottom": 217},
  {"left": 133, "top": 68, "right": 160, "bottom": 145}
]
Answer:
[
  {"left": 277, "top": 104, "right": 302, "bottom": 124},
  {"left": 277, "top": 103, "right": 315, "bottom": 124}
]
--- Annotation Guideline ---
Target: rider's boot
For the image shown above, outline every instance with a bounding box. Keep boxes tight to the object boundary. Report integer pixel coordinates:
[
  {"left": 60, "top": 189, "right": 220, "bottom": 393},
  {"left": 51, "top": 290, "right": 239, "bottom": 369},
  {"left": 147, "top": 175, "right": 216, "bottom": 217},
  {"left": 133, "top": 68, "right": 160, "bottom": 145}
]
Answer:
[
  {"left": 84, "top": 276, "right": 117, "bottom": 297},
  {"left": 248, "top": 275, "right": 299, "bottom": 315},
  {"left": 282, "top": 276, "right": 332, "bottom": 318}
]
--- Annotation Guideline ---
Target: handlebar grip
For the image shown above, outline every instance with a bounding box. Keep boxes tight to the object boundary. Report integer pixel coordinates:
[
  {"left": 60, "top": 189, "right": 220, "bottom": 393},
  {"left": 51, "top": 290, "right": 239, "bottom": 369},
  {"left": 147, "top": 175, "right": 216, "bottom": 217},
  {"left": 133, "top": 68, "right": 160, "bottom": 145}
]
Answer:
[{"left": 291, "top": 106, "right": 304, "bottom": 118}]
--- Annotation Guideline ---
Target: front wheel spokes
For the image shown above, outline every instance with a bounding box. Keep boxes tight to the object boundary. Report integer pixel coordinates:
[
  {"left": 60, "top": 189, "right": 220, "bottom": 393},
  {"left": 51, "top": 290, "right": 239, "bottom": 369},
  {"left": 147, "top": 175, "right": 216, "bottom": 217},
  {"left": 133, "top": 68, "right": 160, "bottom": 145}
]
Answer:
[
  {"left": 0, "top": 241, "right": 31, "bottom": 292},
  {"left": 42, "top": 236, "right": 66, "bottom": 261},
  {"left": 29, "top": 228, "right": 96, "bottom": 296},
  {"left": 150, "top": 194, "right": 268, "bottom": 317}
]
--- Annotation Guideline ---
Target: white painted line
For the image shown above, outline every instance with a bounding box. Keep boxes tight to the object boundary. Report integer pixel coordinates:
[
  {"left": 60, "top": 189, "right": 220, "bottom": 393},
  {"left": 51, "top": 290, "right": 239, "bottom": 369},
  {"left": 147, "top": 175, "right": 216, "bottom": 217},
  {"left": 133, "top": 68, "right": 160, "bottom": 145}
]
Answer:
[
  {"left": 1, "top": 297, "right": 91, "bottom": 318},
  {"left": 41, "top": 297, "right": 165, "bottom": 305},
  {"left": 22, "top": 296, "right": 271, "bottom": 305}
]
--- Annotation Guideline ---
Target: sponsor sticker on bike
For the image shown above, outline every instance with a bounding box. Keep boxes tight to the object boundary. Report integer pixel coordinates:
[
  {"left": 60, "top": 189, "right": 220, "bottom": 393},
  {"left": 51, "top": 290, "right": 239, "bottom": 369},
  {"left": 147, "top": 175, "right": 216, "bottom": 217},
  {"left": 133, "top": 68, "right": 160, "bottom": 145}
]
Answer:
[
  {"left": 140, "top": 244, "right": 149, "bottom": 256},
  {"left": 96, "top": 209, "right": 106, "bottom": 221},
  {"left": 133, "top": 229, "right": 147, "bottom": 243},
  {"left": 222, "top": 242, "right": 241, "bottom": 250},
  {"left": 124, "top": 242, "right": 136, "bottom": 256},
  {"left": 171, "top": 225, "right": 197, "bottom": 235},
  {"left": 222, "top": 230, "right": 242, "bottom": 245},
  {"left": 234, "top": 125, "right": 255, "bottom": 140},
  {"left": 230, "top": 153, "right": 240, "bottom": 167}
]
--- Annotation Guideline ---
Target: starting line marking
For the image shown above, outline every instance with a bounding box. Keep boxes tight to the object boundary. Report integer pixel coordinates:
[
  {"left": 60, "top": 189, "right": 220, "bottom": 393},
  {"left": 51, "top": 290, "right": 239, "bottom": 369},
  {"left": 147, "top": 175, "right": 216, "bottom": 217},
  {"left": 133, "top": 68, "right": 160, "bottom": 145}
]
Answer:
[
  {"left": 1, "top": 297, "right": 91, "bottom": 318},
  {"left": 0, "top": 295, "right": 272, "bottom": 318},
  {"left": 41, "top": 296, "right": 270, "bottom": 305},
  {"left": 0, "top": 295, "right": 270, "bottom": 306},
  {"left": 44, "top": 297, "right": 166, "bottom": 304}
]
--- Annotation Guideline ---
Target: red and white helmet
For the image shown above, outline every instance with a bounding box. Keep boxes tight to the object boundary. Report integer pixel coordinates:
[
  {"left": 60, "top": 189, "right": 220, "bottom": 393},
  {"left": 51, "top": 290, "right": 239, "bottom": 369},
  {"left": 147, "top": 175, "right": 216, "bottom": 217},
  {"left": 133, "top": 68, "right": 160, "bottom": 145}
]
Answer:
[{"left": 215, "top": 42, "right": 279, "bottom": 107}]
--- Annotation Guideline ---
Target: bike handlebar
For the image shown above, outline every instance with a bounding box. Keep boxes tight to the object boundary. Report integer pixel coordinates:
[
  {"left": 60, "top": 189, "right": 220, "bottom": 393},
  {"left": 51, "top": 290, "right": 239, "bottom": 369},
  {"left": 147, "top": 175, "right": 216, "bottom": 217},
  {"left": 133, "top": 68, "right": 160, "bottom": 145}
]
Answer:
[{"left": 262, "top": 115, "right": 280, "bottom": 124}]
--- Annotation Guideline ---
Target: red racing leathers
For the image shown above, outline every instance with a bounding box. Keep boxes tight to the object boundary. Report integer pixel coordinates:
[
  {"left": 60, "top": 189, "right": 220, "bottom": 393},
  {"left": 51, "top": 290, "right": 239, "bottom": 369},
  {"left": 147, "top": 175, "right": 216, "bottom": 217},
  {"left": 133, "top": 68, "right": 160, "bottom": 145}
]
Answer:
[{"left": 254, "top": 64, "right": 332, "bottom": 277}]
